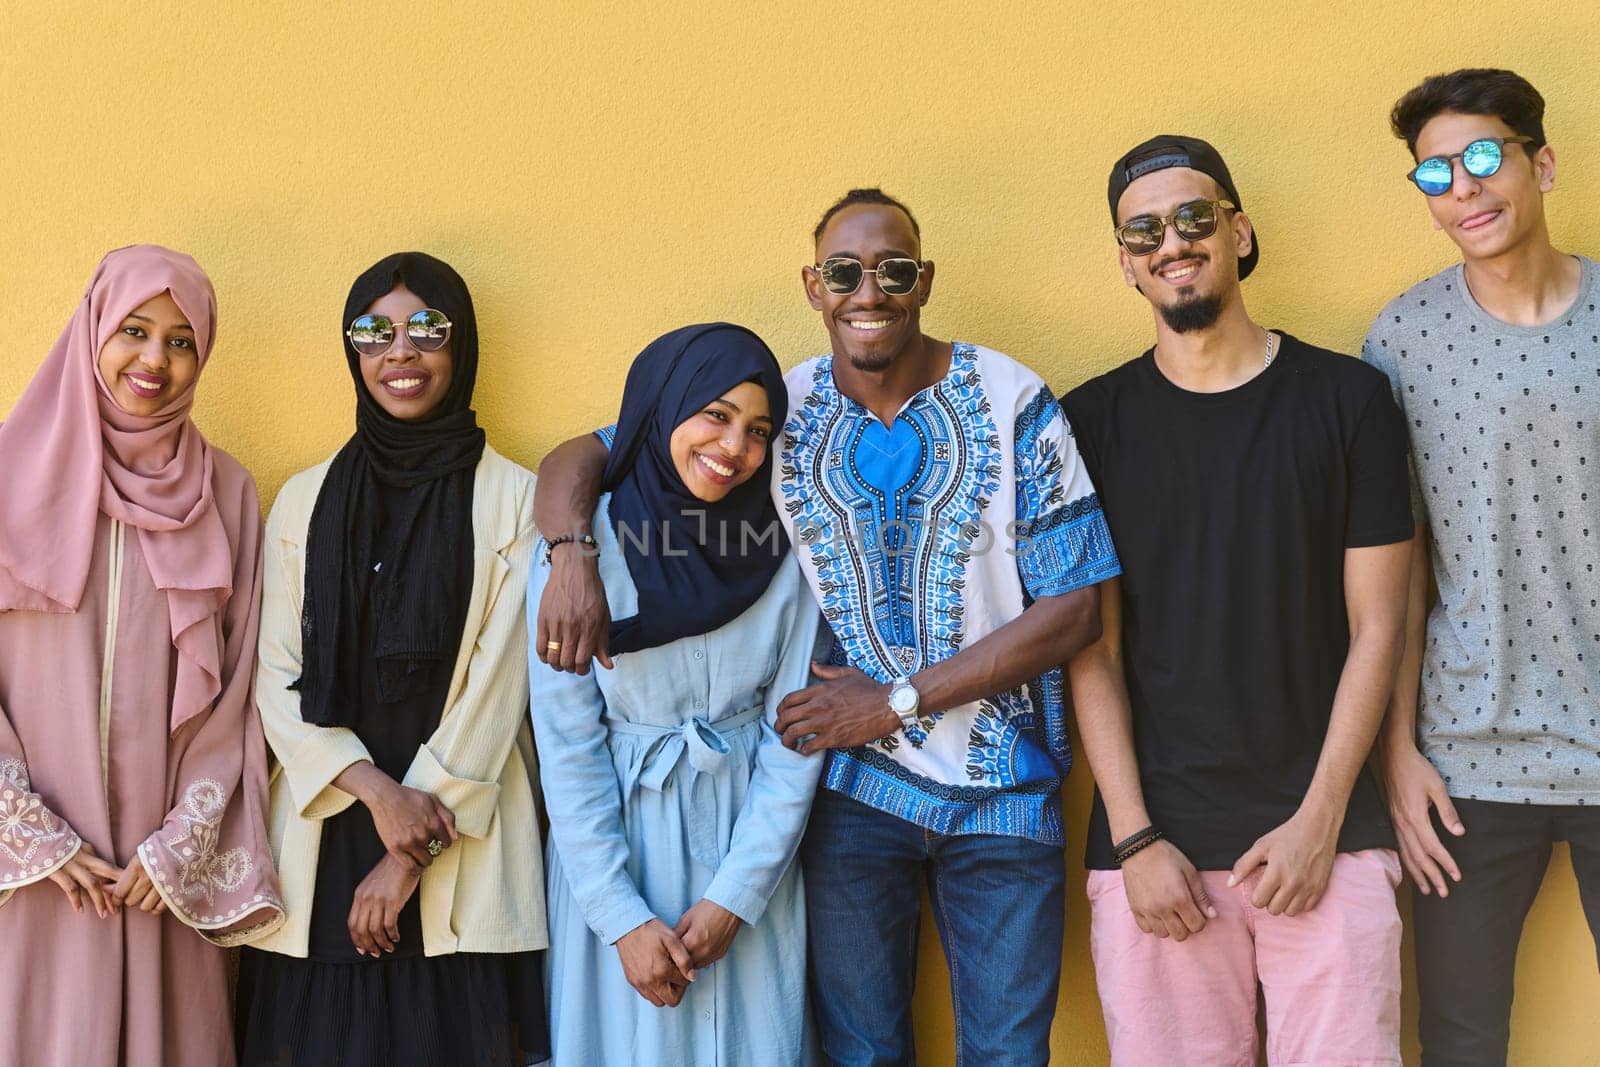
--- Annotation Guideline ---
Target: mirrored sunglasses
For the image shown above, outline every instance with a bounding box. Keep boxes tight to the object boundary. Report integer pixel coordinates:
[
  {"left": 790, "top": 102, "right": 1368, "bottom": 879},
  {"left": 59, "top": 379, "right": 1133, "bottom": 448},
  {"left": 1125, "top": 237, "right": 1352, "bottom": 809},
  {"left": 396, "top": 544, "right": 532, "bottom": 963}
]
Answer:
[
  {"left": 1114, "top": 199, "right": 1235, "bottom": 257},
  {"left": 812, "top": 256, "right": 925, "bottom": 296},
  {"left": 346, "top": 309, "right": 453, "bottom": 356},
  {"left": 1407, "top": 136, "right": 1534, "bottom": 196}
]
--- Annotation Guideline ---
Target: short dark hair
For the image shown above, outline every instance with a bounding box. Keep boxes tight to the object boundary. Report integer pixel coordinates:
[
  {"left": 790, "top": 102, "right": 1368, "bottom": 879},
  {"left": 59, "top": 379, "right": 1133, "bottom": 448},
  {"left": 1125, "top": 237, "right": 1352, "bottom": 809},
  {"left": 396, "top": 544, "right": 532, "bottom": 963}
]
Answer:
[
  {"left": 1390, "top": 68, "right": 1547, "bottom": 156},
  {"left": 812, "top": 188, "right": 921, "bottom": 245}
]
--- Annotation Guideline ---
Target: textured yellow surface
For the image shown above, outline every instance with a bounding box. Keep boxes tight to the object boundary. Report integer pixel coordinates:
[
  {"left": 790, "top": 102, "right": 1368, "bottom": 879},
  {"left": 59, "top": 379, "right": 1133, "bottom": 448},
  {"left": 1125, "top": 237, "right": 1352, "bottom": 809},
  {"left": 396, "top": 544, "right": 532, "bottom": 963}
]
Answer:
[{"left": 5, "top": 3, "right": 1600, "bottom": 1063}]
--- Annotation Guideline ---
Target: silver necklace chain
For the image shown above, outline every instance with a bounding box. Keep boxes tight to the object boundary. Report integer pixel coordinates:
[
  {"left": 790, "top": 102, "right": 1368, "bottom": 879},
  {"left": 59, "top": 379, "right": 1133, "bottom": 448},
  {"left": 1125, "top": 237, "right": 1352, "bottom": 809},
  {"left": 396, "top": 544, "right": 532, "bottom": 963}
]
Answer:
[{"left": 1155, "top": 329, "right": 1278, "bottom": 374}]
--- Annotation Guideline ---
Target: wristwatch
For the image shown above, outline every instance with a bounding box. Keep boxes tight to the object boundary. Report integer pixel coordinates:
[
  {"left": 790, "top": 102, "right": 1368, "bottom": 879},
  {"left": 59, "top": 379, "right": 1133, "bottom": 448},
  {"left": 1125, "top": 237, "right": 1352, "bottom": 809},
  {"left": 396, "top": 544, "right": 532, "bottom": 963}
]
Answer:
[{"left": 888, "top": 677, "right": 921, "bottom": 732}]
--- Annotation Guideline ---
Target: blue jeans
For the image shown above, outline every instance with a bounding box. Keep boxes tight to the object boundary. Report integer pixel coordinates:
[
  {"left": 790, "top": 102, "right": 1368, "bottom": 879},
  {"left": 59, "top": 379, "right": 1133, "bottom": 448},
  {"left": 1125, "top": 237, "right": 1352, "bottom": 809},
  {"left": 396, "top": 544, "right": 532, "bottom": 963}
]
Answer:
[{"left": 802, "top": 787, "right": 1066, "bottom": 1067}]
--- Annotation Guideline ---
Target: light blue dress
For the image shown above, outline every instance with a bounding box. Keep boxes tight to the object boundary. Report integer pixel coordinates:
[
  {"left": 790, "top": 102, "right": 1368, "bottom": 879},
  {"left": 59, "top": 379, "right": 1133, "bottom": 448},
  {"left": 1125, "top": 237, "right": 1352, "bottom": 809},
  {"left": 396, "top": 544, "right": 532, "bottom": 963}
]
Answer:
[{"left": 527, "top": 495, "right": 824, "bottom": 1067}]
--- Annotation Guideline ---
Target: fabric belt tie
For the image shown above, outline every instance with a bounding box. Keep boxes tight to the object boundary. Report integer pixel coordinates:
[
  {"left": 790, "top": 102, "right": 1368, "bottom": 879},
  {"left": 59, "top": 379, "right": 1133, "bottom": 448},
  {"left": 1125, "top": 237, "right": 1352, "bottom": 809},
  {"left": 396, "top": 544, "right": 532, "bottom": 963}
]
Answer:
[{"left": 607, "top": 703, "right": 764, "bottom": 870}]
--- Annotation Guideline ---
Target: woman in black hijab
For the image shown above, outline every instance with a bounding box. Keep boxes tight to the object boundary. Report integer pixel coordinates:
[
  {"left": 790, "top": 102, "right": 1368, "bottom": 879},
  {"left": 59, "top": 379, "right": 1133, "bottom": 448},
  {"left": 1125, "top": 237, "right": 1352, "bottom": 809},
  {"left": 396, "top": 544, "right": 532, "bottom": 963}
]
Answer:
[
  {"left": 238, "top": 253, "right": 549, "bottom": 1067},
  {"left": 528, "top": 324, "right": 825, "bottom": 1066}
]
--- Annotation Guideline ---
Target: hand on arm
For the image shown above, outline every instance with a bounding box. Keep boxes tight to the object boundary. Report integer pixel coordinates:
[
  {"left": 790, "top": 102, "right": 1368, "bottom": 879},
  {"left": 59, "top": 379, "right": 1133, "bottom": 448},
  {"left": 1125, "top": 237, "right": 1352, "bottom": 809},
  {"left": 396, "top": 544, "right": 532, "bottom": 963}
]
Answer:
[
  {"left": 334, "top": 761, "right": 457, "bottom": 869},
  {"left": 1067, "top": 578, "right": 1215, "bottom": 939},
  {"left": 1374, "top": 527, "right": 1464, "bottom": 896},
  {"left": 1229, "top": 538, "right": 1412, "bottom": 915},
  {"left": 773, "top": 662, "right": 895, "bottom": 752},
  {"left": 775, "top": 584, "right": 1101, "bottom": 754},
  {"left": 533, "top": 433, "right": 613, "bottom": 674}
]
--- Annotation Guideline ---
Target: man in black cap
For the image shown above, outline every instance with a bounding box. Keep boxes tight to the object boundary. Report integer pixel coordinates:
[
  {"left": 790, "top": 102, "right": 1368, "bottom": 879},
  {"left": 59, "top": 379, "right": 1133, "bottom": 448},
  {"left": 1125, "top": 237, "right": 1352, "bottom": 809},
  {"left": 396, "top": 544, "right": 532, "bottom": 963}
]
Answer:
[{"left": 1059, "top": 135, "right": 1416, "bottom": 1064}]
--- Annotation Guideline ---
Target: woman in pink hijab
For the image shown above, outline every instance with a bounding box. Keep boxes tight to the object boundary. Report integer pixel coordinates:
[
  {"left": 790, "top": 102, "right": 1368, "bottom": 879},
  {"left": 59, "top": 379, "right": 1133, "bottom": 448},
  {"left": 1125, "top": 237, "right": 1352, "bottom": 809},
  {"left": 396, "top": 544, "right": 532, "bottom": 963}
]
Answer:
[{"left": 0, "top": 245, "right": 284, "bottom": 1066}]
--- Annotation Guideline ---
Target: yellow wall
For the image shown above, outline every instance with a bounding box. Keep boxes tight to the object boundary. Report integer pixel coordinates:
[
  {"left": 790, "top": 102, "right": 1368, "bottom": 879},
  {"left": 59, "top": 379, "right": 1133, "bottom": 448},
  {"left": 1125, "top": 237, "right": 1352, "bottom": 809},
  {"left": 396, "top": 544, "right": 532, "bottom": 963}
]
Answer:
[{"left": 6, "top": 3, "right": 1600, "bottom": 1062}]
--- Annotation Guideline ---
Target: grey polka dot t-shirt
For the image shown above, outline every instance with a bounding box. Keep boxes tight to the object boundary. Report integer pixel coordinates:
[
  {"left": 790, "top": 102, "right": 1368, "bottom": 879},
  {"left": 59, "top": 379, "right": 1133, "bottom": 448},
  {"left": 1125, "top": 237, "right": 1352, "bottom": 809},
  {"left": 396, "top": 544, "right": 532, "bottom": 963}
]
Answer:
[{"left": 1364, "top": 256, "right": 1600, "bottom": 804}]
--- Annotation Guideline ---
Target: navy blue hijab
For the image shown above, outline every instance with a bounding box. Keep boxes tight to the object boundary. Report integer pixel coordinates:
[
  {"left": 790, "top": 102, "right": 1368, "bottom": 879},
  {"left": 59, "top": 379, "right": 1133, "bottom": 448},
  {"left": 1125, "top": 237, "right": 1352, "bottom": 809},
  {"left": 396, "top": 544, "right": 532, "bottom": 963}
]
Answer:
[{"left": 602, "top": 323, "right": 789, "bottom": 655}]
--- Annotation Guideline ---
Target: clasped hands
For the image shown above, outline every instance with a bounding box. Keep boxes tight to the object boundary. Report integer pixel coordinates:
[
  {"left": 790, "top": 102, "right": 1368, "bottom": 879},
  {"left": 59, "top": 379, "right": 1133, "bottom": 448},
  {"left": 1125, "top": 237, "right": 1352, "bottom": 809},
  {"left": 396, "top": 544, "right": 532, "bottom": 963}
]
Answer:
[
  {"left": 46, "top": 841, "right": 166, "bottom": 919},
  {"left": 616, "top": 899, "right": 742, "bottom": 1008}
]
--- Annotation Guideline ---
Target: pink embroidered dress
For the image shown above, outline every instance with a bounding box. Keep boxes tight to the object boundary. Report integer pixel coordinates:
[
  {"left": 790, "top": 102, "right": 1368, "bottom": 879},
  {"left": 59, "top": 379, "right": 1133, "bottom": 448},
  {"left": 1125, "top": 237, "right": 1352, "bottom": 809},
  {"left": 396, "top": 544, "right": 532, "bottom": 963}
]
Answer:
[{"left": 0, "top": 246, "right": 284, "bottom": 1067}]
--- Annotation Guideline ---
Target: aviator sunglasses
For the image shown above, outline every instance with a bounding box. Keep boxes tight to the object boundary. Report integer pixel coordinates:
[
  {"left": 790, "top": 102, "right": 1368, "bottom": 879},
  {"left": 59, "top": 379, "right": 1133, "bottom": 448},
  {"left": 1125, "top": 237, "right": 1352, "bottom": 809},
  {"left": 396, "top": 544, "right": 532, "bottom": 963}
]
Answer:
[
  {"left": 1114, "top": 199, "right": 1236, "bottom": 256},
  {"left": 1407, "top": 136, "right": 1534, "bottom": 196},
  {"left": 346, "top": 309, "right": 453, "bottom": 356},
  {"left": 810, "top": 256, "right": 926, "bottom": 296}
]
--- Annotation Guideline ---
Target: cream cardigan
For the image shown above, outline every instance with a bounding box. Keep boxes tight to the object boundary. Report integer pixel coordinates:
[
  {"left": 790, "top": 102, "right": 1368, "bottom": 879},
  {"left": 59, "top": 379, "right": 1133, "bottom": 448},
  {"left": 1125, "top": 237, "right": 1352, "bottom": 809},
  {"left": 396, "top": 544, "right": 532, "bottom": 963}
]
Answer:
[{"left": 244, "top": 445, "right": 548, "bottom": 958}]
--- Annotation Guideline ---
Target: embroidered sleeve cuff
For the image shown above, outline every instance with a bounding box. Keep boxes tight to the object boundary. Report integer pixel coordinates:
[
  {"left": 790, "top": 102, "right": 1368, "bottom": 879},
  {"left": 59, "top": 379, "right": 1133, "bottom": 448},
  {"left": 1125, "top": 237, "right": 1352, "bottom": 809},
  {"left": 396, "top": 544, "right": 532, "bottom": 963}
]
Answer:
[
  {"left": 594, "top": 424, "right": 618, "bottom": 450},
  {"left": 401, "top": 744, "right": 501, "bottom": 840},
  {"left": 702, "top": 870, "right": 769, "bottom": 926},
  {"left": 0, "top": 833, "right": 81, "bottom": 902},
  {"left": 135, "top": 838, "right": 287, "bottom": 947},
  {"left": 282, "top": 728, "right": 372, "bottom": 820},
  {"left": 135, "top": 778, "right": 287, "bottom": 943},
  {"left": 0, "top": 766, "right": 84, "bottom": 897}
]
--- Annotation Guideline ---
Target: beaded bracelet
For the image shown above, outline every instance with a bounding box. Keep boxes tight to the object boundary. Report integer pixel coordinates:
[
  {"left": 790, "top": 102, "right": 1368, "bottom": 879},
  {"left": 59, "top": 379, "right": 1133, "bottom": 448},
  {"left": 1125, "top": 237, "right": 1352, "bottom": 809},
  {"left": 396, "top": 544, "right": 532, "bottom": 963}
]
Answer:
[
  {"left": 542, "top": 533, "right": 598, "bottom": 566},
  {"left": 1111, "top": 825, "right": 1165, "bottom": 866}
]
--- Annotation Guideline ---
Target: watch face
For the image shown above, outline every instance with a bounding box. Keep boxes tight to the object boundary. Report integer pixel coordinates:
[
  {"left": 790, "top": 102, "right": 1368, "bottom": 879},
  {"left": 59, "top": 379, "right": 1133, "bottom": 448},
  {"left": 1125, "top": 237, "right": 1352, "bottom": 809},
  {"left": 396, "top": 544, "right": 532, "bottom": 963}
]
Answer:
[{"left": 889, "top": 685, "right": 917, "bottom": 714}]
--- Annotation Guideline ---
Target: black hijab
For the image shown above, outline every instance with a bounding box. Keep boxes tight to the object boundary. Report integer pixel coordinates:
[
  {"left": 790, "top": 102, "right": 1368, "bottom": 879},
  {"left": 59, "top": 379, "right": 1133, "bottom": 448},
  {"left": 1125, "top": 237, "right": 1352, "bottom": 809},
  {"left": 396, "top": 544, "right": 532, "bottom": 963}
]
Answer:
[
  {"left": 602, "top": 323, "right": 789, "bottom": 655},
  {"left": 296, "top": 252, "right": 486, "bottom": 727}
]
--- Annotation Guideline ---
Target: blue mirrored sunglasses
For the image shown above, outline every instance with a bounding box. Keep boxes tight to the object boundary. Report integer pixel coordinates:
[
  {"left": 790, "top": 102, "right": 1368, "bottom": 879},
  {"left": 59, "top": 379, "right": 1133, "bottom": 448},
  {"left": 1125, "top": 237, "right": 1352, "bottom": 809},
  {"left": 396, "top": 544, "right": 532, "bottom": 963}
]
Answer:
[{"left": 1407, "top": 136, "right": 1534, "bottom": 196}]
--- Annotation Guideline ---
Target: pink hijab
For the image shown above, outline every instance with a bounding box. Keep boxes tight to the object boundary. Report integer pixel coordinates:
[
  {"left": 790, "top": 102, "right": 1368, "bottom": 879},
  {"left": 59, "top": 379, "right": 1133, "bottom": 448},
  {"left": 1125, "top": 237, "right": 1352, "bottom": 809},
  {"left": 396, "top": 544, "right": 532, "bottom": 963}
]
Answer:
[{"left": 0, "top": 244, "right": 234, "bottom": 734}]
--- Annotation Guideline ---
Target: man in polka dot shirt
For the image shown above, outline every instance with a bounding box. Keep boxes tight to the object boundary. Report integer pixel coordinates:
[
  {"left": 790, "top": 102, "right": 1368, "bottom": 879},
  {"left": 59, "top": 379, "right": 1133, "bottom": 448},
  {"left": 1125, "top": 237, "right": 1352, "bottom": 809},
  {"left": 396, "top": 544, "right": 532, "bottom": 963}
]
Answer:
[{"left": 1363, "top": 67, "right": 1600, "bottom": 1067}]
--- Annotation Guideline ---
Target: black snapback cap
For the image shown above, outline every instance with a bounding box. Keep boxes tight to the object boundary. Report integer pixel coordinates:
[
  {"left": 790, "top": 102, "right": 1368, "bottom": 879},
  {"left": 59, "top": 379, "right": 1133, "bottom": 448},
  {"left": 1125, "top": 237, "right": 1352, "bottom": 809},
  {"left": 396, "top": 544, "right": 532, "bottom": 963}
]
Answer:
[{"left": 1107, "top": 134, "right": 1259, "bottom": 280}]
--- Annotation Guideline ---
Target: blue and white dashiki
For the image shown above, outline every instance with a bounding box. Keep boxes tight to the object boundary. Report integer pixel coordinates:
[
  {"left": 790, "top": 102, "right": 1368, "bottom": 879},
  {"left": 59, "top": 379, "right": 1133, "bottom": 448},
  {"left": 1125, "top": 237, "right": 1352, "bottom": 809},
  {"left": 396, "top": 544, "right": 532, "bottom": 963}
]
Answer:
[{"left": 776, "top": 342, "right": 1119, "bottom": 845}]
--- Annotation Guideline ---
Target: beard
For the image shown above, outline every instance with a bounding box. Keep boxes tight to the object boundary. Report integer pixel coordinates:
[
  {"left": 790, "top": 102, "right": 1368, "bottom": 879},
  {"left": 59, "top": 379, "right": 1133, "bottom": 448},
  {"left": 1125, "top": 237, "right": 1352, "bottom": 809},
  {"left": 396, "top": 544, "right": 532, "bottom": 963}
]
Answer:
[
  {"left": 1158, "top": 291, "right": 1225, "bottom": 333},
  {"left": 846, "top": 349, "right": 895, "bottom": 372}
]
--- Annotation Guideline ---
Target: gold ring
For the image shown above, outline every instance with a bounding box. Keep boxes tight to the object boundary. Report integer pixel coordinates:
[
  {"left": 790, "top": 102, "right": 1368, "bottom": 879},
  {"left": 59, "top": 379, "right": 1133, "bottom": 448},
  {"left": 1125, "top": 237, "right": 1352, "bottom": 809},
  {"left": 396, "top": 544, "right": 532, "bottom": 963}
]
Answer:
[
  {"left": 426, "top": 839, "right": 444, "bottom": 857},
  {"left": 546, "top": 641, "right": 562, "bottom": 653}
]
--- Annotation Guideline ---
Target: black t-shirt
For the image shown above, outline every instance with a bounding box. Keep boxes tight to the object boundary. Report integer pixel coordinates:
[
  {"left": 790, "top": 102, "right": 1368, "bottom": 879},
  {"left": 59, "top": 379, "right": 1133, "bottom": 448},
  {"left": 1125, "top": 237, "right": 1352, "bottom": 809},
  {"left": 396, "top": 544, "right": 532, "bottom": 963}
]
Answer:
[{"left": 1062, "top": 334, "right": 1413, "bottom": 870}]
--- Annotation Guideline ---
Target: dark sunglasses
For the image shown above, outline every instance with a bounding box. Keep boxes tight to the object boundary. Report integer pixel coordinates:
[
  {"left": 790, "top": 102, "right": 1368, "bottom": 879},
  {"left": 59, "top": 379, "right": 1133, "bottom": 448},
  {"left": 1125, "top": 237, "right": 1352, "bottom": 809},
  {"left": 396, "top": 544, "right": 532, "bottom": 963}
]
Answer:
[
  {"left": 1407, "top": 136, "right": 1534, "bottom": 196},
  {"left": 346, "top": 309, "right": 453, "bottom": 356},
  {"left": 1114, "top": 199, "right": 1236, "bottom": 256},
  {"left": 810, "top": 256, "right": 925, "bottom": 296}
]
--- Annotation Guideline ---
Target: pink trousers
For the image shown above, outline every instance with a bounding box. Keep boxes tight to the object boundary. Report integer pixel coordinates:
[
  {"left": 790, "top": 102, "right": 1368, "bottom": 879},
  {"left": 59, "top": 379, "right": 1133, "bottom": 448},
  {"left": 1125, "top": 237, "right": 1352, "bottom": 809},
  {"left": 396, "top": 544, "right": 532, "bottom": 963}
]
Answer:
[{"left": 1086, "top": 848, "right": 1403, "bottom": 1067}]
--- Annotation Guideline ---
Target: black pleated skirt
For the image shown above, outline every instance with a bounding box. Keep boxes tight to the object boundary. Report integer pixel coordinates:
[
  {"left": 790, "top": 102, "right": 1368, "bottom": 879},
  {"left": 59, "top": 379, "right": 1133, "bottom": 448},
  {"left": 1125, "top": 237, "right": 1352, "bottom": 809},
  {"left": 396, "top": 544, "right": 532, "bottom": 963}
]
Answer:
[{"left": 235, "top": 947, "right": 549, "bottom": 1067}]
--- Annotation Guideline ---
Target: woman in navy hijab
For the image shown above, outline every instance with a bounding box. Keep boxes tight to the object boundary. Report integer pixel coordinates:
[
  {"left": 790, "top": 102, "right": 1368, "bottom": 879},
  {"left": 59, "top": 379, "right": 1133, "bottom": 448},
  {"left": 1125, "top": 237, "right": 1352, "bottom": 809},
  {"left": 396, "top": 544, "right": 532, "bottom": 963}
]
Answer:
[{"left": 528, "top": 323, "right": 824, "bottom": 1066}]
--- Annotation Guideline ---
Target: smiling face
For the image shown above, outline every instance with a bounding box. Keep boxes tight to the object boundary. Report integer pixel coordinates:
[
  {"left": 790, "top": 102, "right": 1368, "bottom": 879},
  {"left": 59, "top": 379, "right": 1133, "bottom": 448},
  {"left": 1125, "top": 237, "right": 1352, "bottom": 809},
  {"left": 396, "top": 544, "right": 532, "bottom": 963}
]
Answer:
[
  {"left": 804, "top": 203, "right": 934, "bottom": 373},
  {"left": 1413, "top": 111, "right": 1553, "bottom": 263},
  {"left": 1115, "top": 167, "right": 1253, "bottom": 334},
  {"left": 668, "top": 379, "right": 773, "bottom": 503},
  {"left": 356, "top": 282, "right": 454, "bottom": 421},
  {"left": 96, "top": 291, "right": 200, "bottom": 416}
]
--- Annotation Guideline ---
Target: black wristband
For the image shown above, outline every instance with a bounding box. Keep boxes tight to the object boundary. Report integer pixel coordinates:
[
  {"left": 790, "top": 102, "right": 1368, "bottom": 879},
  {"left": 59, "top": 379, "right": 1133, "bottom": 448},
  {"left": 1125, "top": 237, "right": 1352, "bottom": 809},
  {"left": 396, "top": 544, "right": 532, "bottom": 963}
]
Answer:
[
  {"left": 1111, "top": 825, "right": 1163, "bottom": 865},
  {"left": 1114, "top": 831, "right": 1165, "bottom": 866}
]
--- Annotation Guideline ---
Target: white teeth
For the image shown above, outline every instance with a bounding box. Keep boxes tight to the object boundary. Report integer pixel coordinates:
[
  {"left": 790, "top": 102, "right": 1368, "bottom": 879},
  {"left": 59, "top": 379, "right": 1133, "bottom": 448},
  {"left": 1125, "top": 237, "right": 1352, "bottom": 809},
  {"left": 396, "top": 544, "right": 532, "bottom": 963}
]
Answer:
[
  {"left": 848, "top": 320, "right": 893, "bottom": 331},
  {"left": 1161, "top": 263, "right": 1199, "bottom": 281},
  {"left": 387, "top": 377, "right": 424, "bottom": 390},
  {"left": 699, "top": 454, "right": 735, "bottom": 477}
]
